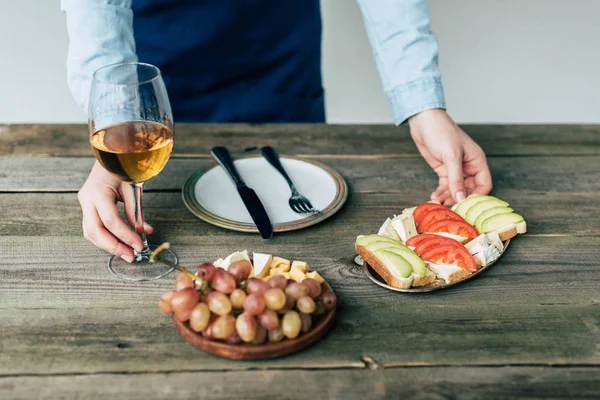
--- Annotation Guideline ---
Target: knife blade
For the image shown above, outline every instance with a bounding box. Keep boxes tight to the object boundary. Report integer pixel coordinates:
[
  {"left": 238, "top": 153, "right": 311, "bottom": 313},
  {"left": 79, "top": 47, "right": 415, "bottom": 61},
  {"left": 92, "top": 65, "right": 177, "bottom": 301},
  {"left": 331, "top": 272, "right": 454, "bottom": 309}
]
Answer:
[{"left": 211, "top": 146, "right": 273, "bottom": 239}]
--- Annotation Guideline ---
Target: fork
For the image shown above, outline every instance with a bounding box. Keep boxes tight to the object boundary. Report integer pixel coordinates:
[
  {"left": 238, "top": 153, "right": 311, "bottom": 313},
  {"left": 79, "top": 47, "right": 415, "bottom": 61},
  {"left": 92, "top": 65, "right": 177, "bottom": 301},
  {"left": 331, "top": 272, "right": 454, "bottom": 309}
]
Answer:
[{"left": 260, "top": 146, "right": 319, "bottom": 215}]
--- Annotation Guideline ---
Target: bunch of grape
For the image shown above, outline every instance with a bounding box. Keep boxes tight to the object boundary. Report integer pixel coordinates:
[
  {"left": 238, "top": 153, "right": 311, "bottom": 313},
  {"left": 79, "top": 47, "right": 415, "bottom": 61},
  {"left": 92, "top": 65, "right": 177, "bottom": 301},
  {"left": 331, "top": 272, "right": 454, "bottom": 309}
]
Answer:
[{"left": 158, "top": 260, "right": 337, "bottom": 344}]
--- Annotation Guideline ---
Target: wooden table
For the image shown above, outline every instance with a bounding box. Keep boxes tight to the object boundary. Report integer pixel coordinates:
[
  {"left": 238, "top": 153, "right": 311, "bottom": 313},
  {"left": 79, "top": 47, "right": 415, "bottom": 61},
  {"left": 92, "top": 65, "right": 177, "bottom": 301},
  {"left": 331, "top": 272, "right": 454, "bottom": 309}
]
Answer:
[{"left": 1, "top": 124, "right": 599, "bottom": 399}]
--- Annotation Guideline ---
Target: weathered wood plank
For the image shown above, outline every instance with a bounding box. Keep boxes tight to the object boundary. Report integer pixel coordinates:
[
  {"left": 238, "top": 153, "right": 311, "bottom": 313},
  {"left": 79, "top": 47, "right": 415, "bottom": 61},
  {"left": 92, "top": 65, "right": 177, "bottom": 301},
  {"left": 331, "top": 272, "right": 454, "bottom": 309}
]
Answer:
[
  {"left": 2, "top": 155, "right": 600, "bottom": 193},
  {"left": 2, "top": 368, "right": 599, "bottom": 400},
  {"left": 1, "top": 235, "right": 598, "bottom": 374},
  {"left": 3, "top": 123, "right": 600, "bottom": 157},
  {"left": 1, "top": 190, "right": 599, "bottom": 237}
]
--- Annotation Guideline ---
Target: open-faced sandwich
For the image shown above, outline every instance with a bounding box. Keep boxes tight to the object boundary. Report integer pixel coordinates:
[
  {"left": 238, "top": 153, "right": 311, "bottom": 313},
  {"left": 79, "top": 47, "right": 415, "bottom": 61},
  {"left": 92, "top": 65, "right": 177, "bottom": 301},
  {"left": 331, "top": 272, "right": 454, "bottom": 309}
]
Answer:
[{"left": 356, "top": 195, "right": 526, "bottom": 289}]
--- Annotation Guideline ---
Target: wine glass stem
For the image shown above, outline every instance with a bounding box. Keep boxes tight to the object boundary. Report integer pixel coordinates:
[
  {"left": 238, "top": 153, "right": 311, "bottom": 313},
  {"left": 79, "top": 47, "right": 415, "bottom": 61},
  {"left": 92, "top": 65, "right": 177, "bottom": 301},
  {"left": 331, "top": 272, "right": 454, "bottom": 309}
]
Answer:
[{"left": 131, "top": 182, "right": 150, "bottom": 260}]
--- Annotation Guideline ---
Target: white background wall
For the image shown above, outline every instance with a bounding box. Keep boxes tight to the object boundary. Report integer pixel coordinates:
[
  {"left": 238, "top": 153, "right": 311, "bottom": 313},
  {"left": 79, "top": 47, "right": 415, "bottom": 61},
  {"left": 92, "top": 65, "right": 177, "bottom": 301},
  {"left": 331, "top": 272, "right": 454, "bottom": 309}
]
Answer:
[{"left": 1, "top": 0, "right": 599, "bottom": 124}]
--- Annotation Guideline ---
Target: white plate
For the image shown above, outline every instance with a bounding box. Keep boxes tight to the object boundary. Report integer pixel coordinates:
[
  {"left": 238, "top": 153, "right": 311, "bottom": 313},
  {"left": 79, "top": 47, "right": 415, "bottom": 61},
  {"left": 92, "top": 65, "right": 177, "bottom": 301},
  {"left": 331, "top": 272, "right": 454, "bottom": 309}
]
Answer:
[{"left": 182, "top": 157, "right": 348, "bottom": 233}]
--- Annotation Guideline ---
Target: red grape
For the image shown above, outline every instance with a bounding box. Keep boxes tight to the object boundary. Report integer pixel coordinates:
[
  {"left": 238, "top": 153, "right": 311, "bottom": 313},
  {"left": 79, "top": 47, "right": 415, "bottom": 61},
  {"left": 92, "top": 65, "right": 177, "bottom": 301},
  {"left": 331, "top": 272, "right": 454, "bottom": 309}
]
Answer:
[
  {"left": 236, "top": 312, "right": 257, "bottom": 342},
  {"left": 202, "top": 323, "right": 213, "bottom": 339},
  {"left": 282, "top": 311, "right": 302, "bottom": 339},
  {"left": 213, "top": 269, "right": 236, "bottom": 294},
  {"left": 174, "top": 307, "right": 193, "bottom": 322},
  {"left": 246, "top": 278, "right": 269, "bottom": 296},
  {"left": 264, "top": 288, "right": 286, "bottom": 311},
  {"left": 243, "top": 293, "right": 265, "bottom": 315},
  {"left": 297, "top": 296, "right": 316, "bottom": 314},
  {"left": 199, "top": 287, "right": 214, "bottom": 302},
  {"left": 267, "top": 274, "right": 287, "bottom": 290},
  {"left": 212, "top": 315, "right": 236, "bottom": 339},
  {"left": 189, "top": 303, "right": 211, "bottom": 332},
  {"left": 285, "top": 282, "right": 309, "bottom": 300},
  {"left": 197, "top": 262, "right": 216, "bottom": 282},
  {"left": 158, "top": 290, "right": 176, "bottom": 314},
  {"left": 321, "top": 290, "right": 337, "bottom": 311},
  {"left": 229, "top": 288, "right": 247, "bottom": 309},
  {"left": 252, "top": 325, "right": 267, "bottom": 345},
  {"left": 207, "top": 291, "right": 232, "bottom": 315},
  {"left": 171, "top": 288, "right": 200, "bottom": 313},
  {"left": 300, "top": 313, "right": 312, "bottom": 333},
  {"left": 301, "top": 278, "right": 321, "bottom": 298},
  {"left": 226, "top": 332, "right": 242, "bottom": 344},
  {"left": 175, "top": 273, "right": 194, "bottom": 291},
  {"left": 268, "top": 327, "right": 285, "bottom": 343},
  {"left": 258, "top": 310, "right": 279, "bottom": 330},
  {"left": 228, "top": 260, "right": 252, "bottom": 282}
]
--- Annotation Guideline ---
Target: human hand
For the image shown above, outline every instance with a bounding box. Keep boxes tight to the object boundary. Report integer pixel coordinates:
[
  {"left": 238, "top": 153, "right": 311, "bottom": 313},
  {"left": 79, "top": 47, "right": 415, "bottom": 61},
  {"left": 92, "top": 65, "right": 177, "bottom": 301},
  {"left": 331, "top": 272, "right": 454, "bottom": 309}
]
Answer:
[
  {"left": 408, "top": 108, "right": 492, "bottom": 205},
  {"left": 78, "top": 161, "right": 154, "bottom": 262}
]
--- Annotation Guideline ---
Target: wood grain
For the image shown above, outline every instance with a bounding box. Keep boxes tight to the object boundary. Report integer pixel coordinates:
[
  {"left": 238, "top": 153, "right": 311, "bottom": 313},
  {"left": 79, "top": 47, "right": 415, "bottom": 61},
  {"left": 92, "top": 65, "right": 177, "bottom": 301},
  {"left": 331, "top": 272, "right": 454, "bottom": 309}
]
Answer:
[
  {"left": 1, "top": 191, "right": 600, "bottom": 237},
  {"left": 3, "top": 123, "right": 600, "bottom": 156},
  {"left": 2, "top": 368, "right": 599, "bottom": 400},
  {"left": 3, "top": 155, "right": 600, "bottom": 193},
  {"left": 1, "top": 235, "right": 598, "bottom": 374}
]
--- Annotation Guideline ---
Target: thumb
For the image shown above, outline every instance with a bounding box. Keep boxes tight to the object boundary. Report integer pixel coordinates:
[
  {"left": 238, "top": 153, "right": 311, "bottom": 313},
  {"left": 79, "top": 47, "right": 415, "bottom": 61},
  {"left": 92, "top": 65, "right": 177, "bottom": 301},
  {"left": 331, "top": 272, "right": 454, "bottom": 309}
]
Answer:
[{"left": 445, "top": 151, "right": 466, "bottom": 203}]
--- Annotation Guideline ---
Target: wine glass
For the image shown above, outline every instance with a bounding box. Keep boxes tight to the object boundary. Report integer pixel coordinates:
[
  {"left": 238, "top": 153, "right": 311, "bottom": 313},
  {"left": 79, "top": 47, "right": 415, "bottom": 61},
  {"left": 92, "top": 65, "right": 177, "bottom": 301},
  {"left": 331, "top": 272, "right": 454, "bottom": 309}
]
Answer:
[{"left": 88, "top": 62, "right": 177, "bottom": 281}]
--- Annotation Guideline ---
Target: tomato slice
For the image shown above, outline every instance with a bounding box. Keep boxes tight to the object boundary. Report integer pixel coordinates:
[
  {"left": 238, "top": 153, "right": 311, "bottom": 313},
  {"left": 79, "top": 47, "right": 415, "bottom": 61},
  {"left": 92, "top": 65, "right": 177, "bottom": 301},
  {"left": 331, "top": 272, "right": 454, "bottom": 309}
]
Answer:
[
  {"left": 418, "top": 208, "right": 465, "bottom": 233},
  {"left": 420, "top": 245, "right": 477, "bottom": 272},
  {"left": 412, "top": 203, "right": 447, "bottom": 227},
  {"left": 415, "top": 236, "right": 463, "bottom": 255},
  {"left": 406, "top": 233, "right": 445, "bottom": 248},
  {"left": 423, "top": 219, "right": 479, "bottom": 240}
]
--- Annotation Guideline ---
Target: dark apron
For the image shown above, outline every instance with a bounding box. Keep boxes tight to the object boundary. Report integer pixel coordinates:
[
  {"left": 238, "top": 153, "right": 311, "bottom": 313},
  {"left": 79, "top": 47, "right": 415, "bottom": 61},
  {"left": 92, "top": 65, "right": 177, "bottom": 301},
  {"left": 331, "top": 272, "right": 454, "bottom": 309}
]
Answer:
[{"left": 132, "top": 0, "right": 324, "bottom": 123}]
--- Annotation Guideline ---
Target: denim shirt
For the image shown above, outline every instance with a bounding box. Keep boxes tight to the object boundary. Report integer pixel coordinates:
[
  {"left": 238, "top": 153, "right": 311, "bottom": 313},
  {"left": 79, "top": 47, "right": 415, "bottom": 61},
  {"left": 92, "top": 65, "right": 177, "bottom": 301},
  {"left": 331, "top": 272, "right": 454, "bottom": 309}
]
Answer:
[{"left": 61, "top": 0, "right": 445, "bottom": 124}]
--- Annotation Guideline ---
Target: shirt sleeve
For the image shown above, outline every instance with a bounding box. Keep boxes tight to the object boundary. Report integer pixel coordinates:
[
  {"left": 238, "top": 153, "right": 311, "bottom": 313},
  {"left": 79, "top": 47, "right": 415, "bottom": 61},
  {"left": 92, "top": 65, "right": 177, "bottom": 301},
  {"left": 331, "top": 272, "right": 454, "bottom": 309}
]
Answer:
[
  {"left": 356, "top": 0, "right": 446, "bottom": 124},
  {"left": 61, "top": 0, "right": 137, "bottom": 113}
]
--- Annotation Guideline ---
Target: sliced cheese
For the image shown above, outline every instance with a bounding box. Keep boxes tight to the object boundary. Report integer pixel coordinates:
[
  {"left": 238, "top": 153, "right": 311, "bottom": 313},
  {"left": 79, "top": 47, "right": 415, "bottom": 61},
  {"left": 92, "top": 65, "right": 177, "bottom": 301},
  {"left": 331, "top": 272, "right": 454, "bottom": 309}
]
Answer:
[
  {"left": 306, "top": 271, "right": 324, "bottom": 284},
  {"left": 402, "top": 206, "right": 416, "bottom": 216},
  {"left": 216, "top": 250, "right": 251, "bottom": 270},
  {"left": 291, "top": 261, "right": 309, "bottom": 273},
  {"left": 377, "top": 218, "right": 402, "bottom": 241},
  {"left": 486, "top": 232, "right": 504, "bottom": 253},
  {"left": 252, "top": 253, "right": 272, "bottom": 278},
  {"left": 290, "top": 265, "right": 307, "bottom": 282},
  {"left": 390, "top": 214, "right": 418, "bottom": 243},
  {"left": 213, "top": 258, "right": 228, "bottom": 269},
  {"left": 431, "top": 232, "right": 469, "bottom": 244},
  {"left": 427, "top": 263, "right": 469, "bottom": 284},
  {"left": 465, "top": 234, "right": 492, "bottom": 254},
  {"left": 474, "top": 246, "right": 501, "bottom": 267}
]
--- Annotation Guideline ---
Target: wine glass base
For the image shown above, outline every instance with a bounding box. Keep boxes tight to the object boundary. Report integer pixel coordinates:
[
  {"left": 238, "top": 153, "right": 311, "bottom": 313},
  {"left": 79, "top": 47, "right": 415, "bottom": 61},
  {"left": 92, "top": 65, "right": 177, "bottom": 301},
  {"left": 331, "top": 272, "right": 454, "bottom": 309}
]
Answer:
[{"left": 108, "top": 244, "right": 177, "bottom": 282}]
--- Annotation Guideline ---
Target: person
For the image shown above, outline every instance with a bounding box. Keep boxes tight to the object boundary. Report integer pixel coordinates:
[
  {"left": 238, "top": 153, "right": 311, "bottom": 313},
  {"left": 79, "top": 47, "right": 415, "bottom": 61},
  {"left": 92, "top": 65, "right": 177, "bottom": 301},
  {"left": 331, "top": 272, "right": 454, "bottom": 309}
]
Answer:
[{"left": 62, "top": 0, "right": 492, "bottom": 263}]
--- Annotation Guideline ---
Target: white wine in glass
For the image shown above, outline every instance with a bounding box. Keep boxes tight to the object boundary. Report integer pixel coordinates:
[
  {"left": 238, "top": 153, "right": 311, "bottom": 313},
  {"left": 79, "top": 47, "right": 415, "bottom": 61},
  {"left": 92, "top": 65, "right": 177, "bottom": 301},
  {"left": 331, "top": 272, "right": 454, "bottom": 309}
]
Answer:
[{"left": 88, "top": 62, "right": 177, "bottom": 281}]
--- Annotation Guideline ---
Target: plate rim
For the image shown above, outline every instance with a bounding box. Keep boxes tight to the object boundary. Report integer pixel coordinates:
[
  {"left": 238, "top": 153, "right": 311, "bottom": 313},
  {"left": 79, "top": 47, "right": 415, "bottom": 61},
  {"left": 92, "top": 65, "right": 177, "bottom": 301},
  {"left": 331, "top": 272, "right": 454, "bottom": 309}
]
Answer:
[
  {"left": 182, "top": 156, "right": 348, "bottom": 233},
  {"left": 360, "top": 239, "right": 511, "bottom": 293}
]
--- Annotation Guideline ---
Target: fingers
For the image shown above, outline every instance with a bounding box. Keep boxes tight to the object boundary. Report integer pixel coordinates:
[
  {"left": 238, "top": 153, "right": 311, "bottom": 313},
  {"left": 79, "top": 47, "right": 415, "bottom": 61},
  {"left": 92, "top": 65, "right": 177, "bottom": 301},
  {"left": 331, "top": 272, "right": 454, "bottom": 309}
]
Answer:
[
  {"left": 444, "top": 151, "right": 466, "bottom": 203},
  {"left": 95, "top": 198, "right": 144, "bottom": 252},
  {"left": 122, "top": 187, "right": 155, "bottom": 234},
  {"left": 466, "top": 148, "right": 493, "bottom": 195},
  {"left": 81, "top": 203, "right": 134, "bottom": 263}
]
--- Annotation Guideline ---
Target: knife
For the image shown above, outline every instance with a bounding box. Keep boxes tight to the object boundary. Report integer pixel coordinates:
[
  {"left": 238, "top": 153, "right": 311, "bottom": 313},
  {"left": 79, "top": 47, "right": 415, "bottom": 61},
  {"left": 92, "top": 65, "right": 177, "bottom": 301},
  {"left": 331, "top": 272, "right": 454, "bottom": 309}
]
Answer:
[{"left": 211, "top": 146, "right": 273, "bottom": 239}]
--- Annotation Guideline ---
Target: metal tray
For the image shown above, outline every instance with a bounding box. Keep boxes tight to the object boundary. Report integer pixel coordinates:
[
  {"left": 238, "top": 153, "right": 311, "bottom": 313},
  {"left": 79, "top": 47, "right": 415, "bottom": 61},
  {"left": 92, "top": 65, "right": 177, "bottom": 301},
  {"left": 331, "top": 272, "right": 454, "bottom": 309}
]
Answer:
[{"left": 355, "top": 239, "right": 510, "bottom": 293}]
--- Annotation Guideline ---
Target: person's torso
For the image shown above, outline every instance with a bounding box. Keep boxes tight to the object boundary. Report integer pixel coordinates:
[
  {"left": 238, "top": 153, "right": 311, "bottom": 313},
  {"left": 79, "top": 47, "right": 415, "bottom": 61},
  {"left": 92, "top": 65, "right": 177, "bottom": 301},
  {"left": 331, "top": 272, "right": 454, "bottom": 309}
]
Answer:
[{"left": 132, "top": 0, "right": 324, "bottom": 122}]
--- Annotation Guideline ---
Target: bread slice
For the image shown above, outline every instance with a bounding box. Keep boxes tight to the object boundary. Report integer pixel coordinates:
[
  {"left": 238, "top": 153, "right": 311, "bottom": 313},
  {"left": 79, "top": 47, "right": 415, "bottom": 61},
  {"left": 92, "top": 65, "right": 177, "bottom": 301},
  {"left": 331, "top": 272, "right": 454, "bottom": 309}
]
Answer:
[
  {"left": 355, "top": 243, "right": 413, "bottom": 289},
  {"left": 411, "top": 269, "right": 436, "bottom": 287},
  {"left": 427, "top": 263, "right": 471, "bottom": 284},
  {"left": 487, "top": 220, "right": 527, "bottom": 241}
]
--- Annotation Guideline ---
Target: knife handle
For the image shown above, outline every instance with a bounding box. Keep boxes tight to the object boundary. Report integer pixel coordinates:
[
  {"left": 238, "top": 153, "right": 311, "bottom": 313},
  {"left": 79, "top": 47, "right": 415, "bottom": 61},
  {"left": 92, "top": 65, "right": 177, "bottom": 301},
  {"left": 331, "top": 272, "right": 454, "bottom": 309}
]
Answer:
[{"left": 211, "top": 146, "right": 244, "bottom": 186}]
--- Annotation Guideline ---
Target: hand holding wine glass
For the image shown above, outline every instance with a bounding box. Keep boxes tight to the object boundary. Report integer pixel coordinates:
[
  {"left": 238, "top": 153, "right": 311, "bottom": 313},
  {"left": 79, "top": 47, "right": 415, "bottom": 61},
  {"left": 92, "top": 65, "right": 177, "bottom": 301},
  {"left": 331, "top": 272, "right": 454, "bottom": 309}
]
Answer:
[{"left": 84, "top": 62, "right": 177, "bottom": 281}]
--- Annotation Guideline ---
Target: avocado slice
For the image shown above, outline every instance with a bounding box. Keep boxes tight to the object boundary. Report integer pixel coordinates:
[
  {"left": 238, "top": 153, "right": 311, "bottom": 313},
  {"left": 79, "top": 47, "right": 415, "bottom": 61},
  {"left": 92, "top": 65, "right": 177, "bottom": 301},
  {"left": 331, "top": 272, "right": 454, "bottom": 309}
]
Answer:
[
  {"left": 474, "top": 206, "right": 514, "bottom": 232},
  {"left": 375, "top": 250, "right": 413, "bottom": 279},
  {"left": 356, "top": 234, "right": 401, "bottom": 247},
  {"left": 480, "top": 212, "right": 524, "bottom": 233},
  {"left": 364, "top": 242, "right": 407, "bottom": 252},
  {"left": 382, "top": 247, "right": 427, "bottom": 277},
  {"left": 465, "top": 198, "right": 511, "bottom": 224},
  {"left": 452, "top": 195, "right": 488, "bottom": 216}
]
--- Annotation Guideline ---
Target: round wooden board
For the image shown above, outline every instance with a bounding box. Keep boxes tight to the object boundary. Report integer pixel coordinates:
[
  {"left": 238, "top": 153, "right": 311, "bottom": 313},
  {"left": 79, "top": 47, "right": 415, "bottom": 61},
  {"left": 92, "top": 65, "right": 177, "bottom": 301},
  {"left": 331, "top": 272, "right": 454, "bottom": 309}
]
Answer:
[
  {"left": 357, "top": 240, "right": 510, "bottom": 293},
  {"left": 174, "top": 308, "right": 336, "bottom": 360}
]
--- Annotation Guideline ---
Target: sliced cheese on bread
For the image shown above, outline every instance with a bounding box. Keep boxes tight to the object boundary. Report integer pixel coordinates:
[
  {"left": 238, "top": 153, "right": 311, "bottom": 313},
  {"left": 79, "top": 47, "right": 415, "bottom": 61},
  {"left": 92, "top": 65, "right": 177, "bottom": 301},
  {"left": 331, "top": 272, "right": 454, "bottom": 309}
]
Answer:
[
  {"left": 427, "top": 263, "right": 471, "bottom": 284},
  {"left": 390, "top": 214, "right": 418, "bottom": 243},
  {"left": 430, "top": 232, "right": 469, "bottom": 244},
  {"left": 377, "top": 218, "right": 402, "bottom": 241}
]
